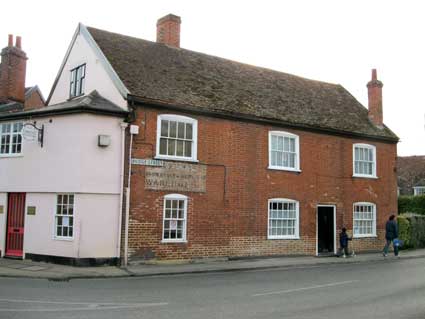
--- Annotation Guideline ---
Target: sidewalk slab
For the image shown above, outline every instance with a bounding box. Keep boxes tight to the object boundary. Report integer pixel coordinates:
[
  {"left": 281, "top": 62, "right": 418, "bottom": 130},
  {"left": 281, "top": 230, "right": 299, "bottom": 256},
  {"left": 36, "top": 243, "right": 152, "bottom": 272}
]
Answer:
[{"left": 0, "top": 249, "right": 424, "bottom": 280}]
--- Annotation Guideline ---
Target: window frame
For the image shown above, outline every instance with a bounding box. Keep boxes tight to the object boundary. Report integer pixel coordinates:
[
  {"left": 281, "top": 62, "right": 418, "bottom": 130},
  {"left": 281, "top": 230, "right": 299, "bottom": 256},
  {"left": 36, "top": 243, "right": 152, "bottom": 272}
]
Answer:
[
  {"left": 0, "top": 121, "right": 23, "bottom": 157},
  {"left": 162, "top": 194, "right": 188, "bottom": 243},
  {"left": 54, "top": 194, "right": 75, "bottom": 241},
  {"left": 414, "top": 186, "right": 425, "bottom": 196},
  {"left": 268, "top": 131, "right": 301, "bottom": 172},
  {"left": 155, "top": 114, "right": 198, "bottom": 162},
  {"left": 352, "top": 143, "right": 377, "bottom": 178},
  {"left": 353, "top": 202, "right": 377, "bottom": 238},
  {"left": 69, "top": 64, "right": 86, "bottom": 99},
  {"left": 267, "top": 198, "right": 300, "bottom": 240}
]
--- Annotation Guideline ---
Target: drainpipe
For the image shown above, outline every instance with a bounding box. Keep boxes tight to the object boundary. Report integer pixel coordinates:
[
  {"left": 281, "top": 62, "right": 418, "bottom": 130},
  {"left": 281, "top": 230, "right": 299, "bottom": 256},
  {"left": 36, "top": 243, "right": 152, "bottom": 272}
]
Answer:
[
  {"left": 123, "top": 124, "right": 139, "bottom": 267},
  {"left": 117, "top": 122, "right": 128, "bottom": 261}
]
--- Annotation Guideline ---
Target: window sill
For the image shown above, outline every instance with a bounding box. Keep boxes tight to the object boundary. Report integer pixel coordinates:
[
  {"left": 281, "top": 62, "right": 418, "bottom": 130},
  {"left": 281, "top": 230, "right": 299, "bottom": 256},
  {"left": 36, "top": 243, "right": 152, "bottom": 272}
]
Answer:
[
  {"left": 161, "top": 240, "right": 188, "bottom": 244},
  {"left": 68, "top": 93, "right": 85, "bottom": 101},
  {"left": 155, "top": 155, "right": 199, "bottom": 163},
  {"left": 268, "top": 166, "right": 302, "bottom": 173},
  {"left": 53, "top": 237, "right": 74, "bottom": 242},
  {"left": 353, "top": 235, "right": 377, "bottom": 239},
  {"left": 268, "top": 236, "right": 300, "bottom": 240},
  {"left": 352, "top": 174, "right": 378, "bottom": 179},
  {"left": 0, "top": 153, "right": 23, "bottom": 158}
]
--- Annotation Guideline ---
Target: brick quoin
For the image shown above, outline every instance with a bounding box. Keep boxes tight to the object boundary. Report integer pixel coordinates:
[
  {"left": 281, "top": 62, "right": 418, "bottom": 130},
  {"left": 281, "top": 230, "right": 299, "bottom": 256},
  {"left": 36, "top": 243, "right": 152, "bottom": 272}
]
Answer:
[{"left": 126, "top": 106, "right": 397, "bottom": 261}]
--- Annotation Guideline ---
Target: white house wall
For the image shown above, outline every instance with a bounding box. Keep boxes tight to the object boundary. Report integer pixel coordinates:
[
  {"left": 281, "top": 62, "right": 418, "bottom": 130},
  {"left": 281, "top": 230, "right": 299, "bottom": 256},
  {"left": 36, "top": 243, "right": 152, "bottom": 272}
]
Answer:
[
  {"left": 0, "top": 113, "right": 124, "bottom": 259},
  {"left": 0, "top": 193, "right": 6, "bottom": 257},
  {"left": 0, "top": 114, "right": 123, "bottom": 194},
  {"left": 23, "top": 193, "right": 119, "bottom": 258},
  {"left": 48, "top": 30, "right": 127, "bottom": 109}
]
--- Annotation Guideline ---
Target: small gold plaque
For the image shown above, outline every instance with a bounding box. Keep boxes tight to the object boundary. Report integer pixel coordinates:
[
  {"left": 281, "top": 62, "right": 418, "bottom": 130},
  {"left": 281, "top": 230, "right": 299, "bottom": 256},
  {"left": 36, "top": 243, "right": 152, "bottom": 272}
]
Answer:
[
  {"left": 0, "top": 205, "right": 3, "bottom": 214},
  {"left": 27, "top": 206, "right": 36, "bottom": 215}
]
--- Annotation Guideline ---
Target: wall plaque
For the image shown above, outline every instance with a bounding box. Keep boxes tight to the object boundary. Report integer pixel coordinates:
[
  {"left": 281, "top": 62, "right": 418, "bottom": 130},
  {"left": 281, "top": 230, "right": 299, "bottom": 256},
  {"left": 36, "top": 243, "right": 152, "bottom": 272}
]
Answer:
[
  {"left": 0, "top": 205, "right": 3, "bottom": 214},
  {"left": 27, "top": 206, "right": 36, "bottom": 215},
  {"left": 131, "top": 158, "right": 164, "bottom": 167},
  {"left": 145, "top": 162, "right": 207, "bottom": 192}
]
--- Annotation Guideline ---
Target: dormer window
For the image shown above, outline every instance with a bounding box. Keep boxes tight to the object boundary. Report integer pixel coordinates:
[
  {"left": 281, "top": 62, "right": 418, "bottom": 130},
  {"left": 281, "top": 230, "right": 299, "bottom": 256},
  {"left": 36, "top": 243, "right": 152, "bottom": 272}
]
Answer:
[{"left": 70, "top": 64, "right": 86, "bottom": 98}]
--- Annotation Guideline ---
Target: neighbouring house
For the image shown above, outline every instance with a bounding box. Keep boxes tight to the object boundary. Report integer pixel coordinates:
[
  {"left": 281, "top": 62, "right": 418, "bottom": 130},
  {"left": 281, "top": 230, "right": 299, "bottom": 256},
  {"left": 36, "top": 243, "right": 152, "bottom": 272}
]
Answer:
[
  {"left": 1, "top": 14, "right": 399, "bottom": 264},
  {"left": 0, "top": 35, "right": 45, "bottom": 112},
  {"left": 397, "top": 156, "right": 425, "bottom": 196},
  {"left": 0, "top": 35, "right": 128, "bottom": 265}
]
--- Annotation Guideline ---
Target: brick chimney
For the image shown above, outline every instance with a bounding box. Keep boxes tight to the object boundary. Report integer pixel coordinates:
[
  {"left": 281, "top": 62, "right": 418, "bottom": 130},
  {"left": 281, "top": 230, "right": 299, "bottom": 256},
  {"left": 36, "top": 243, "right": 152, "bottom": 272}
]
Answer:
[
  {"left": 0, "top": 35, "right": 27, "bottom": 103},
  {"left": 156, "top": 14, "right": 181, "bottom": 48},
  {"left": 367, "top": 69, "right": 383, "bottom": 127}
]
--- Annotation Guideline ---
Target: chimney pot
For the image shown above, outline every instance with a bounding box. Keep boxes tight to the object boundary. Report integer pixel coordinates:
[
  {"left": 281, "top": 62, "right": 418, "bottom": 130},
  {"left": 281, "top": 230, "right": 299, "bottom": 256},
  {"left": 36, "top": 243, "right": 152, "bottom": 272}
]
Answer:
[
  {"left": 156, "top": 14, "right": 181, "bottom": 48},
  {"left": 367, "top": 68, "right": 384, "bottom": 127},
  {"left": 371, "top": 68, "right": 377, "bottom": 81},
  {"left": 15, "top": 36, "right": 22, "bottom": 49},
  {"left": 8, "top": 34, "right": 13, "bottom": 47}
]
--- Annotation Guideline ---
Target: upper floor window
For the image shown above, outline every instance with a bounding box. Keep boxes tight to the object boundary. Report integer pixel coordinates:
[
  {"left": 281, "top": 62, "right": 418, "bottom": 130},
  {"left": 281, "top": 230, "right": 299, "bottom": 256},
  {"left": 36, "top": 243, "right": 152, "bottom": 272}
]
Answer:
[
  {"left": 414, "top": 187, "right": 425, "bottom": 196},
  {"left": 162, "top": 194, "right": 188, "bottom": 242},
  {"left": 70, "top": 64, "right": 86, "bottom": 98},
  {"left": 353, "top": 144, "right": 376, "bottom": 178},
  {"left": 0, "top": 122, "right": 23, "bottom": 156},
  {"left": 268, "top": 131, "right": 300, "bottom": 171},
  {"left": 55, "top": 194, "right": 74, "bottom": 239},
  {"left": 156, "top": 114, "right": 198, "bottom": 161},
  {"left": 353, "top": 202, "right": 376, "bottom": 238},
  {"left": 268, "top": 198, "right": 300, "bottom": 239}
]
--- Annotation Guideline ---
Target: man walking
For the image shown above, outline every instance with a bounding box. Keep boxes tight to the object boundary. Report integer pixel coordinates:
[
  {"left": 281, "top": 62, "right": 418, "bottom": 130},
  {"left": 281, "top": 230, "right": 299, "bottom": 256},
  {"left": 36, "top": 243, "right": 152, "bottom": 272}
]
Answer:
[{"left": 383, "top": 214, "right": 399, "bottom": 257}]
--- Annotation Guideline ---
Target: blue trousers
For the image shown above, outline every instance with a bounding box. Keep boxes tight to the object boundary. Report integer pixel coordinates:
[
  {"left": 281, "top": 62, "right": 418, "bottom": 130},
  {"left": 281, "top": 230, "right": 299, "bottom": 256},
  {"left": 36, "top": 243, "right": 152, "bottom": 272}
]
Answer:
[{"left": 383, "top": 239, "right": 399, "bottom": 256}]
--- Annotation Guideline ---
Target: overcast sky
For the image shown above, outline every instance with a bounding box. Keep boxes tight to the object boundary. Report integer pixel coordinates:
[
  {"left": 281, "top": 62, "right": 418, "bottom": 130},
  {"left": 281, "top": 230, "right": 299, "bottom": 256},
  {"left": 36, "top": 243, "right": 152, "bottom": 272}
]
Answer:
[{"left": 2, "top": 0, "right": 424, "bottom": 156}]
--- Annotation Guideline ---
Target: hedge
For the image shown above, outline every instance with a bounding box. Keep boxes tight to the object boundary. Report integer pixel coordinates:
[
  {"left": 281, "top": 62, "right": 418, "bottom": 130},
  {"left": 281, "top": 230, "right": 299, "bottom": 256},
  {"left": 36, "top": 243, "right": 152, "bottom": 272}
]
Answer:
[
  {"left": 398, "top": 195, "right": 425, "bottom": 215},
  {"left": 397, "top": 214, "right": 425, "bottom": 249}
]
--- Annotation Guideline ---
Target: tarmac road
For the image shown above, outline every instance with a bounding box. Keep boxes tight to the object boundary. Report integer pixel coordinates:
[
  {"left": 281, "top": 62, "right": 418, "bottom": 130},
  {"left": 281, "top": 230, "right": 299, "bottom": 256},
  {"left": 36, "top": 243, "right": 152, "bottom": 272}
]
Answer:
[{"left": 0, "top": 257, "right": 424, "bottom": 319}]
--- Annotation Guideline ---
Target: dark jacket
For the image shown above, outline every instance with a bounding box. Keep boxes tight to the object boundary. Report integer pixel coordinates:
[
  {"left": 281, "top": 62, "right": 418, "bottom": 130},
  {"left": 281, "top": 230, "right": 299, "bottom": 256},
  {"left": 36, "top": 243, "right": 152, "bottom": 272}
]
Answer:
[
  {"left": 339, "top": 232, "right": 352, "bottom": 247},
  {"left": 385, "top": 220, "right": 398, "bottom": 240}
]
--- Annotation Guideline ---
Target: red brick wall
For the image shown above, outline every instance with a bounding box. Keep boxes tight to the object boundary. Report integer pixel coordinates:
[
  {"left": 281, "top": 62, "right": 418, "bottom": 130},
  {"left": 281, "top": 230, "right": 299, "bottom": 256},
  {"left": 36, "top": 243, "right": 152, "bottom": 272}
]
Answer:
[
  {"left": 127, "top": 106, "right": 398, "bottom": 260},
  {"left": 24, "top": 89, "right": 45, "bottom": 110}
]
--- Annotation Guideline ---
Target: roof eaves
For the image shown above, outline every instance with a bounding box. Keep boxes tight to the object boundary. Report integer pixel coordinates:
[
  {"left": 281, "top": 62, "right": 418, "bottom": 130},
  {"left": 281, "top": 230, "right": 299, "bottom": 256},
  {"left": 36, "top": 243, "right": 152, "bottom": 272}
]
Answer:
[{"left": 128, "top": 94, "right": 399, "bottom": 144}]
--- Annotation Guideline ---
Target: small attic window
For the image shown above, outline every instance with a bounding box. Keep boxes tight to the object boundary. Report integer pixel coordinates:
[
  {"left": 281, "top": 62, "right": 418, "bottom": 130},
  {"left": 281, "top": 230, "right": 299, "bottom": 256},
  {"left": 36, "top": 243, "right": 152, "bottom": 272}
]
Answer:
[{"left": 70, "top": 64, "right": 86, "bottom": 98}]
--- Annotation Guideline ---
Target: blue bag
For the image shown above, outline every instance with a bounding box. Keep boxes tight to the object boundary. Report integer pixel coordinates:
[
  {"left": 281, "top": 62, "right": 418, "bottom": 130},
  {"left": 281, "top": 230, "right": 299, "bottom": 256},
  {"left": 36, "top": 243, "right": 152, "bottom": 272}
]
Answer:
[{"left": 393, "top": 238, "right": 403, "bottom": 247}]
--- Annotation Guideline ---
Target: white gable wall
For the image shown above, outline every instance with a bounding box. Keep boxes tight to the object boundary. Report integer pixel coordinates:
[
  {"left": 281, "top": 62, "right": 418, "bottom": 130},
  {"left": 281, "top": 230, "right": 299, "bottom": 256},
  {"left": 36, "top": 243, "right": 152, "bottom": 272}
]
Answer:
[{"left": 48, "top": 29, "right": 127, "bottom": 109}]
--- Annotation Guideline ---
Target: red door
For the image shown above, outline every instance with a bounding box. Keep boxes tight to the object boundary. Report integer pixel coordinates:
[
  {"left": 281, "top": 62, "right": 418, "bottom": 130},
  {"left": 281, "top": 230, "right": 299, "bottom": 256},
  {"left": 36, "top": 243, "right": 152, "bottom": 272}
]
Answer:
[{"left": 5, "top": 193, "right": 26, "bottom": 258}]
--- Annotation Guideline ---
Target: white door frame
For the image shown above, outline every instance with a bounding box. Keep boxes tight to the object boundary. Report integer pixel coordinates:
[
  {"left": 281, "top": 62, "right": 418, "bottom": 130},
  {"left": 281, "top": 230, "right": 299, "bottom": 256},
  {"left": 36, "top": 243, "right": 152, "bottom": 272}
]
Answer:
[{"left": 316, "top": 205, "right": 337, "bottom": 256}]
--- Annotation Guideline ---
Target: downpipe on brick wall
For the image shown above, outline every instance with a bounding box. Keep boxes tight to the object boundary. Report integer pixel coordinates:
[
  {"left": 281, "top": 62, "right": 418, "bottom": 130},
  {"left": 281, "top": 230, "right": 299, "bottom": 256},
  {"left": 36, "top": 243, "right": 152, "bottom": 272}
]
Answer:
[
  {"left": 117, "top": 123, "right": 128, "bottom": 262},
  {"left": 124, "top": 125, "right": 139, "bottom": 266}
]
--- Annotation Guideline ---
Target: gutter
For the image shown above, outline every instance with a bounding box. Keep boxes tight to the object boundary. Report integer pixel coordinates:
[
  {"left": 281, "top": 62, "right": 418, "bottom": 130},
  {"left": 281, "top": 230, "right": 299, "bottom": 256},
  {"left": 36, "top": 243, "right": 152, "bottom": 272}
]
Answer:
[
  {"left": 0, "top": 106, "right": 128, "bottom": 121},
  {"left": 127, "top": 95, "right": 399, "bottom": 144}
]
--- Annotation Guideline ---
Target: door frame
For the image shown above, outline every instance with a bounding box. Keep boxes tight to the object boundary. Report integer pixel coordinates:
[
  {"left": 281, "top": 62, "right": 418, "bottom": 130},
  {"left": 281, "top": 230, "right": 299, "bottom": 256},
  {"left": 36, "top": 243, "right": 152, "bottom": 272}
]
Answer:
[
  {"left": 5, "top": 193, "right": 26, "bottom": 258},
  {"left": 316, "top": 204, "right": 336, "bottom": 256}
]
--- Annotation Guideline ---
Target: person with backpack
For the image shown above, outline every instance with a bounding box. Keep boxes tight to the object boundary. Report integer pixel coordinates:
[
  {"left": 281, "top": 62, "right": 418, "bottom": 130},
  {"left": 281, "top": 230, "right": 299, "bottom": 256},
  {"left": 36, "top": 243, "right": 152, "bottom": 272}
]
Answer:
[{"left": 383, "top": 214, "right": 399, "bottom": 257}]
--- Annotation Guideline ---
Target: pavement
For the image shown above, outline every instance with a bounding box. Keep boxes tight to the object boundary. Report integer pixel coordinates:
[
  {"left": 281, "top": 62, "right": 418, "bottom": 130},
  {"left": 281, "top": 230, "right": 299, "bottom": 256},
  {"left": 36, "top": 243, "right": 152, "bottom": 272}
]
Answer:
[{"left": 0, "top": 248, "right": 424, "bottom": 281}]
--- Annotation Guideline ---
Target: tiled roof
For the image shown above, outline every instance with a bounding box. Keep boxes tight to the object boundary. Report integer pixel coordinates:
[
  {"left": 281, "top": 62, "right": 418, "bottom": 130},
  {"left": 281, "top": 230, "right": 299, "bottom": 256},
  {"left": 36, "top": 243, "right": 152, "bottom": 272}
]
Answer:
[
  {"left": 0, "top": 90, "right": 127, "bottom": 120},
  {"left": 87, "top": 26, "right": 398, "bottom": 142},
  {"left": 397, "top": 156, "right": 425, "bottom": 195}
]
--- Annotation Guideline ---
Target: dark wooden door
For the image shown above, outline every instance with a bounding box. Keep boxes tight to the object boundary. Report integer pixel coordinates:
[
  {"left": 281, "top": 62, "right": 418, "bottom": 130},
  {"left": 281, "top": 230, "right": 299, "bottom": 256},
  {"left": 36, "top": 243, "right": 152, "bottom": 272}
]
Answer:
[{"left": 5, "top": 193, "right": 26, "bottom": 257}]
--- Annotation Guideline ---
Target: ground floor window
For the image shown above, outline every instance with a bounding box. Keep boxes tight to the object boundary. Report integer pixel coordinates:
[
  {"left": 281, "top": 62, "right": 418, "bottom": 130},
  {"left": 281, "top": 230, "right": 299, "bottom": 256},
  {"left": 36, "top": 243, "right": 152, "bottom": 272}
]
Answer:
[
  {"left": 55, "top": 194, "right": 74, "bottom": 239},
  {"left": 268, "top": 198, "right": 299, "bottom": 239},
  {"left": 163, "top": 194, "right": 187, "bottom": 242},
  {"left": 353, "top": 202, "right": 376, "bottom": 237}
]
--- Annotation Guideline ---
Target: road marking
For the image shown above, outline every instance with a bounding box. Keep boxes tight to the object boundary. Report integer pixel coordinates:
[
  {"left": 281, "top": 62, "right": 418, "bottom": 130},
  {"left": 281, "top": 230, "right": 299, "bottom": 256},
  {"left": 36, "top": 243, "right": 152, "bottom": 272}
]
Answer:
[
  {"left": 0, "top": 298, "right": 168, "bottom": 312},
  {"left": 252, "top": 280, "right": 359, "bottom": 297}
]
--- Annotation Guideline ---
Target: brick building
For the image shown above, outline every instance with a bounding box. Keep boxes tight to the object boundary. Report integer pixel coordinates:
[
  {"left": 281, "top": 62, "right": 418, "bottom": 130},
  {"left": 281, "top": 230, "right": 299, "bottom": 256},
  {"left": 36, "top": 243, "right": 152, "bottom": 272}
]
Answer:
[
  {"left": 1, "top": 14, "right": 399, "bottom": 264},
  {"left": 397, "top": 156, "right": 425, "bottom": 196},
  {"left": 86, "top": 14, "right": 398, "bottom": 260}
]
